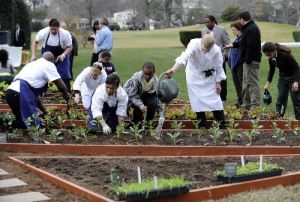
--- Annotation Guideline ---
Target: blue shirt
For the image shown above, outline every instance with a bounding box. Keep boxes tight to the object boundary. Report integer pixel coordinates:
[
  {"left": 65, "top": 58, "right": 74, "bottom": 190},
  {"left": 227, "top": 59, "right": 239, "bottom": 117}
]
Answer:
[{"left": 96, "top": 26, "right": 113, "bottom": 52}]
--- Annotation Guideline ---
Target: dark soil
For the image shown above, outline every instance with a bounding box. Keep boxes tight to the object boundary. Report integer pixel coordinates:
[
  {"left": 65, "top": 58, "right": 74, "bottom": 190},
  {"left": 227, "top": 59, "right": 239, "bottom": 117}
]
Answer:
[
  {"left": 4, "top": 129, "right": 300, "bottom": 146},
  {"left": 0, "top": 152, "right": 88, "bottom": 201},
  {"left": 23, "top": 156, "right": 300, "bottom": 200}
]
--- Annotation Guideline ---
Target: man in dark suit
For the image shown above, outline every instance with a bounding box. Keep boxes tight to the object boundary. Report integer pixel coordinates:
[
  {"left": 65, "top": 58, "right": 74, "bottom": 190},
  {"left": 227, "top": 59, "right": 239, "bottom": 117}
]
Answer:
[
  {"left": 201, "top": 15, "right": 230, "bottom": 102},
  {"left": 13, "top": 23, "right": 25, "bottom": 47}
]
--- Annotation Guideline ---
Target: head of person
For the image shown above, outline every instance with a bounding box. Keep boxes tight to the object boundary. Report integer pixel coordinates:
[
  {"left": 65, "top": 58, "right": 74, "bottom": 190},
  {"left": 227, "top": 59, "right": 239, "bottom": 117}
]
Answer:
[
  {"left": 99, "top": 18, "right": 109, "bottom": 28},
  {"left": 93, "top": 20, "right": 100, "bottom": 33},
  {"left": 142, "top": 61, "right": 155, "bottom": 82},
  {"left": 100, "top": 51, "right": 111, "bottom": 64},
  {"left": 201, "top": 34, "right": 215, "bottom": 53},
  {"left": 15, "top": 23, "right": 20, "bottom": 29},
  {"left": 42, "top": 51, "right": 55, "bottom": 63},
  {"left": 91, "top": 62, "right": 103, "bottom": 80},
  {"left": 230, "top": 20, "right": 242, "bottom": 37},
  {"left": 238, "top": 11, "right": 252, "bottom": 25},
  {"left": 49, "top": 19, "right": 60, "bottom": 35},
  {"left": 204, "top": 15, "right": 217, "bottom": 30},
  {"left": 60, "top": 21, "right": 67, "bottom": 30},
  {"left": 0, "top": 49, "right": 9, "bottom": 68},
  {"left": 262, "top": 42, "right": 291, "bottom": 60},
  {"left": 105, "top": 73, "right": 120, "bottom": 96}
]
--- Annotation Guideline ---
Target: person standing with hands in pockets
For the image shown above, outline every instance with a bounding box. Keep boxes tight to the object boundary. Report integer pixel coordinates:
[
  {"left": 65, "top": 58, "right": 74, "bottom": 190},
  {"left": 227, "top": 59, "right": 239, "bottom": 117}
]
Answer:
[{"left": 166, "top": 34, "right": 226, "bottom": 129}]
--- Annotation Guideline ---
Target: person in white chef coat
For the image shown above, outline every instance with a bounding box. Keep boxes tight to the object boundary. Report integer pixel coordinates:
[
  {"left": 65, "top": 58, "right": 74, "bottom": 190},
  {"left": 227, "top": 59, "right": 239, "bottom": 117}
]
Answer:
[
  {"left": 73, "top": 62, "right": 107, "bottom": 109},
  {"left": 90, "top": 73, "right": 128, "bottom": 134},
  {"left": 166, "top": 34, "right": 226, "bottom": 129}
]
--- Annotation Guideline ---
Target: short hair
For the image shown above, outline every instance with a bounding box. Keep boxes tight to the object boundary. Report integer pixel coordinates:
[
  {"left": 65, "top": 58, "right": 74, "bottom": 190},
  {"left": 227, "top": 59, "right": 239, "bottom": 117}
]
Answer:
[
  {"left": 100, "top": 18, "right": 109, "bottom": 26},
  {"left": 239, "top": 11, "right": 251, "bottom": 21},
  {"left": 201, "top": 34, "right": 215, "bottom": 51},
  {"left": 0, "top": 49, "right": 9, "bottom": 67},
  {"left": 106, "top": 73, "right": 120, "bottom": 87},
  {"left": 142, "top": 61, "right": 155, "bottom": 71},
  {"left": 101, "top": 51, "right": 111, "bottom": 58},
  {"left": 205, "top": 15, "right": 218, "bottom": 25},
  {"left": 49, "top": 19, "right": 60, "bottom": 27},
  {"left": 92, "top": 62, "right": 103, "bottom": 70},
  {"left": 42, "top": 51, "right": 55, "bottom": 62},
  {"left": 93, "top": 20, "right": 100, "bottom": 27},
  {"left": 262, "top": 42, "right": 291, "bottom": 54},
  {"left": 230, "top": 20, "right": 243, "bottom": 31}
]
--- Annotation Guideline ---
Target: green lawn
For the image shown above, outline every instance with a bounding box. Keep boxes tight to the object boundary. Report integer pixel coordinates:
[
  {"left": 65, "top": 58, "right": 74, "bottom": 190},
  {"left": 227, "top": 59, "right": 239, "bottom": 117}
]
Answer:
[{"left": 69, "top": 21, "right": 300, "bottom": 117}]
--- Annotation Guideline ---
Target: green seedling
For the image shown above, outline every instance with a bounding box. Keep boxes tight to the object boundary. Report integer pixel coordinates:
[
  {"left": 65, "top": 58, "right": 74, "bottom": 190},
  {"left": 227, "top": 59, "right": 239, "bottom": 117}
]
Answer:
[
  {"left": 192, "top": 120, "right": 206, "bottom": 138},
  {"left": 209, "top": 120, "right": 222, "bottom": 145},
  {"left": 251, "top": 117, "right": 263, "bottom": 135},
  {"left": 272, "top": 122, "right": 285, "bottom": 142},
  {"left": 227, "top": 118, "right": 239, "bottom": 143},
  {"left": 167, "top": 120, "right": 183, "bottom": 145},
  {"left": 129, "top": 123, "right": 143, "bottom": 140},
  {"left": 71, "top": 127, "right": 87, "bottom": 142},
  {"left": 285, "top": 116, "right": 293, "bottom": 130},
  {"left": 25, "top": 114, "right": 41, "bottom": 136},
  {"left": 148, "top": 120, "right": 161, "bottom": 140},
  {"left": 116, "top": 123, "right": 125, "bottom": 138},
  {"left": 48, "top": 129, "right": 61, "bottom": 142}
]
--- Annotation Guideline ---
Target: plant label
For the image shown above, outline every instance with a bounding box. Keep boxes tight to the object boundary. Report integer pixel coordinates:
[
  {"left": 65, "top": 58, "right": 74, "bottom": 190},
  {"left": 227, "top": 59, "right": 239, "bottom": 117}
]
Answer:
[
  {"left": 241, "top": 155, "right": 245, "bottom": 167},
  {"left": 137, "top": 166, "right": 142, "bottom": 183},
  {"left": 153, "top": 176, "right": 158, "bottom": 189},
  {"left": 224, "top": 163, "right": 237, "bottom": 177},
  {"left": 259, "top": 155, "right": 263, "bottom": 172}
]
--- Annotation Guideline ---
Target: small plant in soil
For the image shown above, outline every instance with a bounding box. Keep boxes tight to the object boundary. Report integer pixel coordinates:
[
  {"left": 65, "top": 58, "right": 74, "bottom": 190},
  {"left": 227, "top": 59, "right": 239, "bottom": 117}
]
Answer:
[
  {"left": 285, "top": 116, "right": 293, "bottom": 130},
  {"left": 116, "top": 123, "right": 125, "bottom": 138},
  {"left": 167, "top": 120, "right": 183, "bottom": 145},
  {"left": 209, "top": 121, "right": 222, "bottom": 145},
  {"left": 25, "top": 114, "right": 42, "bottom": 136},
  {"left": 129, "top": 122, "right": 143, "bottom": 140},
  {"left": 148, "top": 120, "right": 161, "bottom": 140},
  {"left": 227, "top": 118, "right": 239, "bottom": 143},
  {"left": 112, "top": 176, "right": 190, "bottom": 200},
  {"left": 215, "top": 162, "right": 282, "bottom": 176},
  {"left": 70, "top": 127, "right": 87, "bottom": 142},
  {"left": 0, "top": 112, "right": 13, "bottom": 129},
  {"left": 192, "top": 120, "right": 206, "bottom": 138},
  {"left": 48, "top": 129, "right": 62, "bottom": 142},
  {"left": 272, "top": 122, "right": 285, "bottom": 142}
]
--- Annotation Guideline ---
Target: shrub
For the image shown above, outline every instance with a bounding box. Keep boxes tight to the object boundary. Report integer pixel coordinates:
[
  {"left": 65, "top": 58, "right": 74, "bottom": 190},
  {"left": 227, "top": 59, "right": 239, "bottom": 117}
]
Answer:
[
  {"left": 179, "top": 31, "right": 201, "bottom": 47},
  {"left": 31, "top": 21, "right": 44, "bottom": 32},
  {"left": 292, "top": 31, "right": 300, "bottom": 42},
  {"left": 220, "top": 4, "right": 241, "bottom": 22}
]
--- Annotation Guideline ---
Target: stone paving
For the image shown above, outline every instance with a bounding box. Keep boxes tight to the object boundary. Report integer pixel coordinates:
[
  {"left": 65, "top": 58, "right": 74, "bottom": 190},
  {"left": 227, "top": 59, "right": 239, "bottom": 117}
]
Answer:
[{"left": 0, "top": 168, "right": 49, "bottom": 202}]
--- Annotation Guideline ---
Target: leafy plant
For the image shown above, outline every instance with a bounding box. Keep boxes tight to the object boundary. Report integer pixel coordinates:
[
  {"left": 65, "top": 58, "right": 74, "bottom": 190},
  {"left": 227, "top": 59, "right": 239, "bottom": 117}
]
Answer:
[
  {"left": 251, "top": 118, "right": 263, "bottom": 135},
  {"left": 71, "top": 127, "right": 87, "bottom": 142},
  {"left": 116, "top": 123, "right": 125, "bottom": 138},
  {"left": 48, "top": 129, "right": 61, "bottom": 142},
  {"left": 192, "top": 120, "right": 205, "bottom": 138},
  {"left": 129, "top": 123, "right": 143, "bottom": 140},
  {"left": 285, "top": 116, "right": 293, "bottom": 130},
  {"left": 148, "top": 120, "right": 161, "bottom": 140},
  {"left": 167, "top": 120, "right": 184, "bottom": 145},
  {"left": 25, "top": 114, "right": 41, "bottom": 136},
  {"left": 112, "top": 176, "right": 191, "bottom": 197},
  {"left": 272, "top": 122, "right": 285, "bottom": 142},
  {"left": 209, "top": 121, "right": 222, "bottom": 145},
  {"left": 215, "top": 162, "right": 282, "bottom": 176},
  {"left": 227, "top": 118, "right": 239, "bottom": 143}
]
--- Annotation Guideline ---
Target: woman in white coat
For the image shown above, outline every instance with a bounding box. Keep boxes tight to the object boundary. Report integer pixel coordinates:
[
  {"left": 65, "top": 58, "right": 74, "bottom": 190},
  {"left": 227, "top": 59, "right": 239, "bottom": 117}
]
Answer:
[
  {"left": 73, "top": 62, "right": 107, "bottom": 109},
  {"left": 166, "top": 34, "right": 226, "bottom": 128}
]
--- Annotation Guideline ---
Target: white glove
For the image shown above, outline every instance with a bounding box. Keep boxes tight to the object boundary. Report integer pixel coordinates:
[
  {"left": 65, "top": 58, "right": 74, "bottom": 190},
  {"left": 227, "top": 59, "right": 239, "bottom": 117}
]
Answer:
[
  {"left": 102, "top": 124, "right": 111, "bottom": 135},
  {"left": 74, "top": 94, "right": 80, "bottom": 104},
  {"left": 57, "top": 53, "right": 66, "bottom": 62}
]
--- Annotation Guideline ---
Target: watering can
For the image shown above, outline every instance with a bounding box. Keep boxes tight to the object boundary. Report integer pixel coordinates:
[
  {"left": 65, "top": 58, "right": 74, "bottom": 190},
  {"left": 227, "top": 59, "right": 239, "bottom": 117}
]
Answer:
[
  {"left": 263, "top": 89, "right": 272, "bottom": 105},
  {"left": 157, "top": 72, "right": 179, "bottom": 104}
]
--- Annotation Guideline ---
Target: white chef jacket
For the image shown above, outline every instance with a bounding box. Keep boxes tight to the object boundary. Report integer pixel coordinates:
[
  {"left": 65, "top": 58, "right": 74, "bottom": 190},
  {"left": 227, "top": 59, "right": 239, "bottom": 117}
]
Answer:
[
  {"left": 175, "top": 38, "right": 226, "bottom": 112},
  {"left": 73, "top": 67, "right": 107, "bottom": 109},
  {"left": 35, "top": 27, "right": 72, "bottom": 49},
  {"left": 8, "top": 58, "right": 60, "bottom": 92},
  {"left": 91, "top": 83, "right": 128, "bottom": 118}
]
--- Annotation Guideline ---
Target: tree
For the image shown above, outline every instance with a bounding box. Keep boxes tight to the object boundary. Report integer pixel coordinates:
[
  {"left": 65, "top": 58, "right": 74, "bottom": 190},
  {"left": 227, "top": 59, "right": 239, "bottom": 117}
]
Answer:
[
  {"left": 0, "top": 0, "right": 15, "bottom": 31},
  {"left": 220, "top": 4, "right": 241, "bottom": 22}
]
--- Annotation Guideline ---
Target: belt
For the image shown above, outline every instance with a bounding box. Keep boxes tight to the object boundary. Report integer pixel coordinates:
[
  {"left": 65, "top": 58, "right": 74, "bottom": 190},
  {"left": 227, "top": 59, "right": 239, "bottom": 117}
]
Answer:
[{"left": 203, "top": 68, "right": 215, "bottom": 77}]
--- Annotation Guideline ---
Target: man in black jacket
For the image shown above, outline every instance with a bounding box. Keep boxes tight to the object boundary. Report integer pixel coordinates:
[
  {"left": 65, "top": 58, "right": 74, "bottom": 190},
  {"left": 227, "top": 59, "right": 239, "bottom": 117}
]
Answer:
[
  {"left": 226, "top": 11, "right": 261, "bottom": 110},
  {"left": 13, "top": 23, "right": 25, "bottom": 47}
]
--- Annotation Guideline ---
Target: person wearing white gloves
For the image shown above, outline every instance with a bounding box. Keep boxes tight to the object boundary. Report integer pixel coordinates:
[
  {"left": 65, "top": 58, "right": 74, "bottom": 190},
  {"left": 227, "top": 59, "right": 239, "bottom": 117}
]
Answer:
[
  {"left": 90, "top": 73, "right": 128, "bottom": 134},
  {"left": 73, "top": 62, "right": 107, "bottom": 109},
  {"left": 166, "top": 34, "right": 226, "bottom": 129}
]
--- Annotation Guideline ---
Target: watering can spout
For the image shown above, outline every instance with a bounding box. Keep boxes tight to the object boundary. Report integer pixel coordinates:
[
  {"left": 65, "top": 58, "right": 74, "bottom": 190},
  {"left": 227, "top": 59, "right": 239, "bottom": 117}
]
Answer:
[{"left": 157, "top": 72, "right": 179, "bottom": 104}]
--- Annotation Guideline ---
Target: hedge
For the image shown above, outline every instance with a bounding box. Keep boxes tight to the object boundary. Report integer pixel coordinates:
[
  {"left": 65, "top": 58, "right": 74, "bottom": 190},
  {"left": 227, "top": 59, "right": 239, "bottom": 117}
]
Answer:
[
  {"left": 179, "top": 31, "right": 202, "bottom": 47},
  {"left": 292, "top": 31, "right": 300, "bottom": 42}
]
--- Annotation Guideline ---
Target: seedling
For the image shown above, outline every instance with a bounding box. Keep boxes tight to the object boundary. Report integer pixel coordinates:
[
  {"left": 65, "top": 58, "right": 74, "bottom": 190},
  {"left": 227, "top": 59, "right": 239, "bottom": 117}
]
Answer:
[
  {"left": 209, "top": 120, "right": 222, "bottom": 145},
  {"left": 192, "top": 120, "right": 206, "bottom": 138},
  {"left": 116, "top": 123, "right": 125, "bottom": 138},
  {"left": 167, "top": 120, "right": 183, "bottom": 145},
  {"left": 25, "top": 114, "right": 41, "bottom": 136},
  {"left": 129, "top": 122, "right": 143, "bottom": 140},
  {"left": 148, "top": 120, "right": 161, "bottom": 140},
  {"left": 71, "top": 127, "right": 87, "bottom": 142},
  {"left": 285, "top": 116, "right": 293, "bottom": 130},
  {"left": 227, "top": 119, "right": 239, "bottom": 143},
  {"left": 272, "top": 122, "right": 285, "bottom": 142},
  {"left": 48, "top": 129, "right": 61, "bottom": 142}
]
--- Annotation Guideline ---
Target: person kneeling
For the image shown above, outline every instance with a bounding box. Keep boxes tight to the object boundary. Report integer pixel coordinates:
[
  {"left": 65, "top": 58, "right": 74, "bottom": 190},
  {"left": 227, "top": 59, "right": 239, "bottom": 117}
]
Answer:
[
  {"left": 90, "top": 73, "right": 128, "bottom": 134},
  {"left": 124, "top": 61, "right": 162, "bottom": 125}
]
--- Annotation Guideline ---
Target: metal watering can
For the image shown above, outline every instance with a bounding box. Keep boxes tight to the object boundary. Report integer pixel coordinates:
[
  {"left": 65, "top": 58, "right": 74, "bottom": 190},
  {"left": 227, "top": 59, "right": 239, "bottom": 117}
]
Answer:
[
  {"left": 263, "top": 89, "right": 272, "bottom": 105},
  {"left": 157, "top": 72, "right": 179, "bottom": 104}
]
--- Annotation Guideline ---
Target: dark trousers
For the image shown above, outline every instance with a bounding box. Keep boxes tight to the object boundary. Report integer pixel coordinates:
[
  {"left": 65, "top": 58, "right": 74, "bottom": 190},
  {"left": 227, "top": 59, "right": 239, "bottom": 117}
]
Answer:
[
  {"left": 196, "top": 110, "right": 226, "bottom": 129},
  {"left": 220, "top": 61, "right": 227, "bottom": 101},
  {"left": 102, "top": 102, "right": 118, "bottom": 132},
  {"left": 90, "top": 52, "right": 100, "bottom": 66},
  {"left": 231, "top": 64, "right": 243, "bottom": 106},
  {"left": 277, "top": 76, "right": 300, "bottom": 119},
  {"left": 5, "top": 89, "right": 26, "bottom": 129},
  {"left": 132, "top": 93, "right": 160, "bottom": 124},
  {"left": 69, "top": 55, "right": 74, "bottom": 80},
  {"left": 63, "top": 79, "right": 71, "bottom": 93}
]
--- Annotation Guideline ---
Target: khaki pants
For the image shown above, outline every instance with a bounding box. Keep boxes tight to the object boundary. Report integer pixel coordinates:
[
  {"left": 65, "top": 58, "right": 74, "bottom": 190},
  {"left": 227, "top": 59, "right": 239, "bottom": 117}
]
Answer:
[{"left": 242, "top": 61, "right": 260, "bottom": 108}]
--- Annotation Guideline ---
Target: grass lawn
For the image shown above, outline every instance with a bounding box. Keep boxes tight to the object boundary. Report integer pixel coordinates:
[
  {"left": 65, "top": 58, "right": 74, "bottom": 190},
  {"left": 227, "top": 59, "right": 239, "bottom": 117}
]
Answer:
[{"left": 70, "top": 21, "right": 300, "bottom": 117}]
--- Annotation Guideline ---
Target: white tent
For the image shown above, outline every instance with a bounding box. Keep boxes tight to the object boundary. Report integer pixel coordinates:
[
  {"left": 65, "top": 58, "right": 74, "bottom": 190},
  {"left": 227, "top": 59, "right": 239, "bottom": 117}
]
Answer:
[{"left": 0, "top": 45, "right": 23, "bottom": 67}]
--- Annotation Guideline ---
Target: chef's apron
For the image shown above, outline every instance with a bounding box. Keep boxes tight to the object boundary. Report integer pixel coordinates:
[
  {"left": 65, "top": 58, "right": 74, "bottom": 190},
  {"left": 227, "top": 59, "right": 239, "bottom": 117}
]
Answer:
[
  {"left": 18, "top": 79, "right": 45, "bottom": 127},
  {"left": 41, "top": 32, "right": 71, "bottom": 80}
]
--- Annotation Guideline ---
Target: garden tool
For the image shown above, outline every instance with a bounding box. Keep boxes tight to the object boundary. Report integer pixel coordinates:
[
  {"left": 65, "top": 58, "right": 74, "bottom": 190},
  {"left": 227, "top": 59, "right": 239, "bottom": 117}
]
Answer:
[
  {"left": 157, "top": 72, "right": 179, "bottom": 104},
  {"left": 263, "top": 90, "right": 272, "bottom": 105},
  {"left": 141, "top": 110, "right": 147, "bottom": 130}
]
